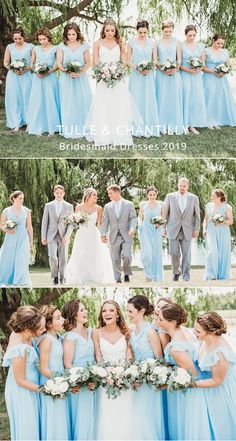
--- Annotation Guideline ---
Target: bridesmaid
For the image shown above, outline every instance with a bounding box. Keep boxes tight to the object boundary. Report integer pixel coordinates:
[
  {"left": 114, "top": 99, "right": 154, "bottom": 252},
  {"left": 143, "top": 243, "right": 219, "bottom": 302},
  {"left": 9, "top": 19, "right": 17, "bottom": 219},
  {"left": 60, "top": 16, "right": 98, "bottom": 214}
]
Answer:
[
  {"left": 37, "top": 304, "right": 71, "bottom": 440},
  {"left": 0, "top": 190, "right": 33, "bottom": 286},
  {"left": 154, "top": 297, "right": 172, "bottom": 350},
  {"left": 155, "top": 20, "right": 184, "bottom": 135},
  {"left": 138, "top": 186, "right": 164, "bottom": 282},
  {"left": 156, "top": 302, "right": 212, "bottom": 440},
  {"left": 202, "top": 33, "right": 236, "bottom": 128},
  {"left": 203, "top": 188, "right": 233, "bottom": 280},
  {"left": 127, "top": 20, "right": 160, "bottom": 137},
  {"left": 62, "top": 299, "right": 96, "bottom": 440},
  {"left": 180, "top": 25, "right": 207, "bottom": 134},
  {"left": 28, "top": 27, "right": 61, "bottom": 135},
  {"left": 57, "top": 23, "right": 92, "bottom": 138},
  {"left": 195, "top": 311, "right": 236, "bottom": 439},
  {"left": 127, "top": 295, "right": 165, "bottom": 440},
  {"left": 3, "top": 27, "right": 33, "bottom": 131},
  {"left": 2, "top": 306, "right": 46, "bottom": 440}
]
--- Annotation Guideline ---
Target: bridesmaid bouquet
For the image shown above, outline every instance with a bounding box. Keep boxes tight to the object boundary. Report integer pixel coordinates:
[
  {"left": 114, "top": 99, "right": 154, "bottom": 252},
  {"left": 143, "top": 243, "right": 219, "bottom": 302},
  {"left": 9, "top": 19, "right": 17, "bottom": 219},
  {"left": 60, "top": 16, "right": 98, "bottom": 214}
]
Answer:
[
  {"left": 65, "top": 366, "right": 90, "bottom": 389},
  {"left": 215, "top": 63, "right": 232, "bottom": 75},
  {"left": 159, "top": 59, "right": 178, "bottom": 72},
  {"left": 136, "top": 60, "right": 155, "bottom": 72},
  {"left": 167, "top": 366, "right": 195, "bottom": 392},
  {"left": 64, "top": 212, "right": 89, "bottom": 230},
  {"left": 32, "top": 62, "right": 50, "bottom": 75},
  {"left": 212, "top": 213, "right": 225, "bottom": 225},
  {"left": 145, "top": 361, "right": 171, "bottom": 390},
  {"left": 187, "top": 57, "right": 203, "bottom": 69},
  {"left": 39, "top": 376, "right": 70, "bottom": 400},
  {"left": 5, "top": 220, "right": 17, "bottom": 230},
  {"left": 9, "top": 58, "right": 27, "bottom": 73},
  {"left": 150, "top": 216, "right": 166, "bottom": 226},
  {"left": 93, "top": 61, "right": 127, "bottom": 88},
  {"left": 64, "top": 61, "right": 82, "bottom": 73}
]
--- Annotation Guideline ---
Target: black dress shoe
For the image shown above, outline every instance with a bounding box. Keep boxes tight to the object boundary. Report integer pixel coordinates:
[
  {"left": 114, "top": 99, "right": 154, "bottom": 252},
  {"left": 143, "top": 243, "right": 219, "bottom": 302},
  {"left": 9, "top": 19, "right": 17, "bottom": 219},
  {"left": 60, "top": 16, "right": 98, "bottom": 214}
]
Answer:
[
  {"left": 173, "top": 273, "right": 180, "bottom": 281},
  {"left": 124, "top": 275, "right": 130, "bottom": 282},
  {"left": 53, "top": 277, "right": 58, "bottom": 285},
  {"left": 116, "top": 279, "right": 122, "bottom": 283}
]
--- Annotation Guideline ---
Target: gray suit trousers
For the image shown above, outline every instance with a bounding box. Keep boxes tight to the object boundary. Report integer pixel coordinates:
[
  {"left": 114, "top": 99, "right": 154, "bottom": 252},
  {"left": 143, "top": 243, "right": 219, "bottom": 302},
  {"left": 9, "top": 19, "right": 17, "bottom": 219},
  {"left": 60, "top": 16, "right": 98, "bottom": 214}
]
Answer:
[
  {"left": 48, "top": 233, "right": 67, "bottom": 278},
  {"left": 110, "top": 233, "right": 132, "bottom": 281},
  {"left": 169, "top": 229, "right": 191, "bottom": 279}
]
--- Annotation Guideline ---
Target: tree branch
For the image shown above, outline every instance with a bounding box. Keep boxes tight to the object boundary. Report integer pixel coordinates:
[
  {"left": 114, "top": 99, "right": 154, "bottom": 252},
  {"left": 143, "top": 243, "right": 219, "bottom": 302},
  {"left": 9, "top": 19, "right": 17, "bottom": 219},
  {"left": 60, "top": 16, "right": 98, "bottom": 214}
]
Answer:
[{"left": 35, "top": 288, "right": 69, "bottom": 305}]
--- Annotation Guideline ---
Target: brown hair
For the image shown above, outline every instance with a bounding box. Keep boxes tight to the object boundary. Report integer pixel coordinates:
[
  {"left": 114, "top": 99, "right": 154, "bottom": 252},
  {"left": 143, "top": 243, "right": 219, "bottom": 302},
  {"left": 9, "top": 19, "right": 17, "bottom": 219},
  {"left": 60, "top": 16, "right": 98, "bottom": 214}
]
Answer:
[
  {"left": 155, "top": 296, "right": 174, "bottom": 306},
  {"left": 161, "top": 20, "right": 175, "bottom": 30},
  {"left": 63, "top": 23, "right": 85, "bottom": 45},
  {"left": 54, "top": 185, "right": 65, "bottom": 192},
  {"left": 160, "top": 303, "right": 188, "bottom": 326},
  {"left": 39, "top": 304, "right": 58, "bottom": 331},
  {"left": 62, "top": 300, "right": 82, "bottom": 331},
  {"left": 9, "top": 190, "right": 23, "bottom": 204},
  {"left": 212, "top": 33, "right": 225, "bottom": 43},
  {"left": 8, "top": 306, "right": 43, "bottom": 333},
  {"left": 12, "top": 27, "right": 25, "bottom": 38},
  {"left": 196, "top": 312, "right": 227, "bottom": 336},
  {"left": 98, "top": 300, "right": 130, "bottom": 343},
  {"left": 185, "top": 25, "right": 197, "bottom": 35},
  {"left": 146, "top": 186, "right": 158, "bottom": 195},
  {"left": 107, "top": 184, "right": 121, "bottom": 193},
  {"left": 100, "top": 19, "right": 122, "bottom": 46},
  {"left": 36, "top": 27, "right": 53, "bottom": 42},
  {"left": 128, "top": 295, "right": 154, "bottom": 316},
  {"left": 136, "top": 20, "right": 149, "bottom": 31},
  {"left": 82, "top": 187, "right": 97, "bottom": 203},
  {"left": 212, "top": 188, "right": 227, "bottom": 202}
]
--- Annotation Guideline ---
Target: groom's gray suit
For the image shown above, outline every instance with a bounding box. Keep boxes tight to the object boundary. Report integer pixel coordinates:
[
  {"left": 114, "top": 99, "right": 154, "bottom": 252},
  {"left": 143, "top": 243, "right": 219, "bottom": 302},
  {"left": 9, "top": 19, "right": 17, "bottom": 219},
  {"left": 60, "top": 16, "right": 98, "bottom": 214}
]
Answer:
[
  {"left": 162, "top": 191, "right": 200, "bottom": 280},
  {"left": 41, "top": 200, "right": 73, "bottom": 279},
  {"left": 101, "top": 198, "right": 137, "bottom": 281}
]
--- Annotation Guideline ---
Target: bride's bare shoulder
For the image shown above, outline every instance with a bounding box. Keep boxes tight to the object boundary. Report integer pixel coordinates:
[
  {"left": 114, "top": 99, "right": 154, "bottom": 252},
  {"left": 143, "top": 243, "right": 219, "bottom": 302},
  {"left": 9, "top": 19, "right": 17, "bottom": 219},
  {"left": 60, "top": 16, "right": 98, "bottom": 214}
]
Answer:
[
  {"left": 75, "top": 203, "right": 83, "bottom": 212},
  {"left": 94, "top": 40, "right": 101, "bottom": 49}
]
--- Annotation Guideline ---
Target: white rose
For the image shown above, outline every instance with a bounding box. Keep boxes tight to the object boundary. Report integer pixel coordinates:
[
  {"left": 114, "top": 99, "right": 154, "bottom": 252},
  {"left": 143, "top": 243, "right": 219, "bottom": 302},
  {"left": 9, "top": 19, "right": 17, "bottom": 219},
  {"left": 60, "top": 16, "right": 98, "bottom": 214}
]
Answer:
[
  {"left": 165, "top": 61, "right": 171, "bottom": 69},
  {"left": 174, "top": 368, "right": 191, "bottom": 385},
  {"left": 54, "top": 376, "right": 66, "bottom": 384},
  {"left": 221, "top": 66, "right": 228, "bottom": 72},
  {"left": 128, "top": 366, "right": 139, "bottom": 377},
  {"left": 68, "top": 367, "right": 79, "bottom": 375},
  {"left": 153, "top": 366, "right": 168, "bottom": 376},
  {"left": 55, "top": 381, "right": 69, "bottom": 393},
  {"left": 95, "top": 367, "right": 108, "bottom": 378},
  {"left": 44, "top": 379, "right": 54, "bottom": 392},
  {"left": 114, "top": 366, "right": 124, "bottom": 376},
  {"left": 146, "top": 358, "right": 156, "bottom": 365}
]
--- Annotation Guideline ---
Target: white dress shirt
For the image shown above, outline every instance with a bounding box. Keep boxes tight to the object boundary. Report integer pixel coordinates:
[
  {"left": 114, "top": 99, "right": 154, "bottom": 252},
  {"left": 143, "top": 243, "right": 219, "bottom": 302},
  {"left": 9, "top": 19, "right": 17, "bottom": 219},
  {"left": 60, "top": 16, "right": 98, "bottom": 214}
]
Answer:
[
  {"left": 54, "top": 200, "right": 63, "bottom": 218},
  {"left": 113, "top": 199, "right": 123, "bottom": 218},
  {"left": 178, "top": 193, "right": 187, "bottom": 213}
]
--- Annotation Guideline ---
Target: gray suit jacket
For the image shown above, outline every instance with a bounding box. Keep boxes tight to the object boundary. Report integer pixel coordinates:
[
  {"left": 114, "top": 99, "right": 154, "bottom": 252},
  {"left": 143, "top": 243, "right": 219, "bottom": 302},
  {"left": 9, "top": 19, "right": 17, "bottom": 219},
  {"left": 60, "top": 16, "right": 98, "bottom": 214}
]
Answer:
[
  {"left": 41, "top": 200, "right": 73, "bottom": 243},
  {"left": 163, "top": 192, "right": 200, "bottom": 241},
  {"left": 101, "top": 198, "right": 137, "bottom": 244}
]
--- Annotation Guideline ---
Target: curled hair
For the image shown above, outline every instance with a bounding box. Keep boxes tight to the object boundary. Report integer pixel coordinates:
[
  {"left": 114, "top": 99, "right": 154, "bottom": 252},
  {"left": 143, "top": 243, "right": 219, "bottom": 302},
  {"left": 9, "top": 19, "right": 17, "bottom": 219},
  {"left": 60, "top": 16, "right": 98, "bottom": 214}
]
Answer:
[
  {"left": 128, "top": 295, "right": 154, "bottom": 316},
  {"left": 185, "top": 25, "right": 197, "bottom": 35},
  {"left": 146, "top": 186, "right": 158, "bottom": 195},
  {"left": 39, "top": 304, "right": 58, "bottom": 330},
  {"left": 82, "top": 187, "right": 97, "bottom": 203},
  {"left": 12, "top": 27, "right": 25, "bottom": 38},
  {"left": 63, "top": 22, "right": 85, "bottom": 45},
  {"left": 196, "top": 312, "right": 227, "bottom": 336},
  {"left": 155, "top": 296, "right": 174, "bottom": 307},
  {"left": 36, "top": 27, "right": 53, "bottom": 42},
  {"left": 8, "top": 306, "right": 43, "bottom": 333},
  {"left": 107, "top": 184, "right": 121, "bottom": 193},
  {"left": 100, "top": 19, "right": 122, "bottom": 46},
  {"left": 62, "top": 300, "right": 82, "bottom": 331},
  {"left": 212, "top": 33, "right": 225, "bottom": 43},
  {"left": 212, "top": 188, "right": 227, "bottom": 202},
  {"left": 98, "top": 300, "right": 130, "bottom": 343},
  {"left": 161, "top": 20, "right": 175, "bottom": 30},
  {"left": 136, "top": 20, "right": 149, "bottom": 31},
  {"left": 160, "top": 303, "right": 188, "bottom": 326},
  {"left": 9, "top": 190, "right": 23, "bottom": 204}
]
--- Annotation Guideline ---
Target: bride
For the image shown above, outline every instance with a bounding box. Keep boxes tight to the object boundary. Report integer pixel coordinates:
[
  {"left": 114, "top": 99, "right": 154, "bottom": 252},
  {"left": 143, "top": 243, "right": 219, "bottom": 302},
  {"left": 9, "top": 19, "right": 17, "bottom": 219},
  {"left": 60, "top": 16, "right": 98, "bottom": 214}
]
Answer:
[
  {"left": 86, "top": 18, "right": 142, "bottom": 146},
  {"left": 66, "top": 188, "right": 115, "bottom": 284},
  {"left": 93, "top": 300, "right": 137, "bottom": 440}
]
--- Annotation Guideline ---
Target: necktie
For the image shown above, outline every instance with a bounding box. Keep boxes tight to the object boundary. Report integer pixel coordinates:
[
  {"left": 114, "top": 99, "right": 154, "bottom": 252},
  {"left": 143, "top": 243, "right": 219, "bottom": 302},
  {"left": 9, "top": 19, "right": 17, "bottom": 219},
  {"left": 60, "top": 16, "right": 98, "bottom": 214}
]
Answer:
[{"left": 179, "top": 196, "right": 186, "bottom": 213}]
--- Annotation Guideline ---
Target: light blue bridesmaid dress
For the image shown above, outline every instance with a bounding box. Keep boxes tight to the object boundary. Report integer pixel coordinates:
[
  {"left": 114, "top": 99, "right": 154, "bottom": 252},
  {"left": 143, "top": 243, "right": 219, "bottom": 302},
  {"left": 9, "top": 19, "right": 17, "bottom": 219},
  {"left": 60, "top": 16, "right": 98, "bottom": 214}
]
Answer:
[
  {"left": 205, "top": 202, "right": 232, "bottom": 280},
  {"left": 128, "top": 38, "right": 160, "bottom": 137},
  {"left": 64, "top": 329, "right": 96, "bottom": 440},
  {"left": 2, "top": 343, "right": 40, "bottom": 440},
  {"left": 5, "top": 43, "right": 33, "bottom": 129},
  {"left": 37, "top": 334, "right": 71, "bottom": 440},
  {"left": 28, "top": 45, "right": 61, "bottom": 134},
  {"left": 156, "top": 38, "right": 184, "bottom": 134},
  {"left": 198, "top": 345, "right": 236, "bottom": 440},
  {"left": 0, "top": 206, "right": 31, "bottom": 286},
  {"left": 130, "top": 322, "right": 165, "bottom": 440},
  {"left": 58, "top": 43, "right": 92, "bottom": 138},
  {"left": 181, "top": 42, "right": 207, "bottom": 127},
  {"left": 164, "top": 340, "right": 212, "bottom": 440},
  {"left": 203, "top": 48, "right": 236, "bottom": 126},
  {"left": 138, "top": 201, "right": 164, "bottom": 281}
]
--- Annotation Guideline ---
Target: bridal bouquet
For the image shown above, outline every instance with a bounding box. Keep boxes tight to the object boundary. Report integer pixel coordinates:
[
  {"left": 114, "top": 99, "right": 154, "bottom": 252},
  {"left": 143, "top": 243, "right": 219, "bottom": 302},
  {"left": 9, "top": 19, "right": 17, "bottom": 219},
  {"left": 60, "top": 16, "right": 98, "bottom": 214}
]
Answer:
[
  {"left": 39, "top": 376, "right": 70, "bottom": 400},
  {"left": 212, "top": 213, "right": 225, "bottom": 225},
  {"left": 5, "top": 220, "right": 17, "bottom": 230},
  {"left": 95, "top": 361, "right": 139, "bottom": 399},
  {"left": 159, "top": 59, "right": 178, "bottom": 72},
  {"left": 215, "top": 63, "right": 232, "bottom": 75},
  {"left": 93, "top": 61, "right": 127, "bottom": 88},
  {"left": 150, "top": 216, "right": 166, "bottom": 226},
  {"left": 32, "top": 62, "right": 50, "bottom": 75},
  {"left": 136, "top": 60, "right": 155, "bottom": 72},
  {"left": 167, "top": 366, "right": 195, "bottom": 392},
  {"left": 187, "top": 57, "right": 203, "bottom": 69},
  {"left": 64, "top": 61, "right": 82, "bottom": 73},
  {"left": 64, "top": 212, "right": 89, "bottom": 230},
  {"left": 144, "top": 360, "right": 171, "bottom": 390},
  {"left": 9, "top": 58, "right": 27, "bottom": 73}
]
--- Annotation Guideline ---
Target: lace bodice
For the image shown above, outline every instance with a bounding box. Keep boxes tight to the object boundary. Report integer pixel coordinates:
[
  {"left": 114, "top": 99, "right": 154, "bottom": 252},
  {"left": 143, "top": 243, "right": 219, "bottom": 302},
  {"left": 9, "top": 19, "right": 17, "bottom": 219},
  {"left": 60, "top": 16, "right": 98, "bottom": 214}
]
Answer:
[
  {"left": 99, "top": 44, "right": 120, "bottom": 63},
  {"left": 99, "top": 336, "right": 127, "bottom": 363}
]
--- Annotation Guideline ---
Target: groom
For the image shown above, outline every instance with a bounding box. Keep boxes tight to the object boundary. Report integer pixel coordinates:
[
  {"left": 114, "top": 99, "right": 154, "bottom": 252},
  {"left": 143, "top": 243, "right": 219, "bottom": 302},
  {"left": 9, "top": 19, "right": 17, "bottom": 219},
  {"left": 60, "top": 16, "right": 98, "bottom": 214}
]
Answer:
[
  {"left": 41, "top": 185, "right": 73, "bottom": 285},
  {"left": 162, "top": 177, "right": 200, "bottom": 281},
  {"left": 101, "top": 184, "right": 137, "bottom": 283}
]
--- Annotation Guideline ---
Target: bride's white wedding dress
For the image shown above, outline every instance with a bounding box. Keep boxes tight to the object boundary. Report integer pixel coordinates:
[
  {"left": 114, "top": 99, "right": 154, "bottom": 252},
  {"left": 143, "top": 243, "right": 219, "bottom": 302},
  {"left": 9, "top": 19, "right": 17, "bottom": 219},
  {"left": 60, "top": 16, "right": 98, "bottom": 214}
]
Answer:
[
  {"left": 66, "top": 211, "right": 115, "bottom": 284},
  {"left": 97, "top": 336, "right": 137, "bottom": 440},
  {"left": 86, "top": 44, "right": 142, "bottom": 146}
]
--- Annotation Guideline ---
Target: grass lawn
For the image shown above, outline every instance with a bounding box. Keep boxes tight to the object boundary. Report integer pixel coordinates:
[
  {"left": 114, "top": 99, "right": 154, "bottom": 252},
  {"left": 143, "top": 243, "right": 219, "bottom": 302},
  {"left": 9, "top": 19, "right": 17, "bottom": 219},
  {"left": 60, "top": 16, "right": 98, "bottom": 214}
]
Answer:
[{"left": 0, "top": 108, "right": 235, "bottom": 158}]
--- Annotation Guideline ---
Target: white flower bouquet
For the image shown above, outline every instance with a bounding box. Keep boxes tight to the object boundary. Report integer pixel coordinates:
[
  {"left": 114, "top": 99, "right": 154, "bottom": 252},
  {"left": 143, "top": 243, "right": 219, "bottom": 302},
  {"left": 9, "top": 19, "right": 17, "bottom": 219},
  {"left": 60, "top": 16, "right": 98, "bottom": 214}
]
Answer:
[
  {"left": 159, "top": 59, "right": 178, "bottom": 71},
  {"left": 150, "top": 216, "right": 166, "bottom": 226},
  {"left": 93, "top": 61, "right": 127, "bottom": 88},
  {"left": 65, "top": 366, "right": 90, "bottom": 389},
  {"left": 96, "top": 361, "right": 133, "bottom": 399},
  {"left": 39, "top": 376, "right": 70, "bottom": 399},
  {"left": 212, "top": 213, "right": 225, "bottom": 225},
  {"left": 32, "top": 62, "right": 50, "bottom": 75},
  {"left": 167, "top": 366, "right": 194, "bottom": 392},
  {"left": 5, "top": 220, "right": 17, "bottom": 230},
  {"left": 64, "top": 61, "right": 82, "bottom": 73},
  {"left": 146, "top": 361, "right": 171, "bottom": 390},
  {"left": 136, "top": 60, "right": 155, "bottom": 72},
  {"left": 88, "top": 363, "right": 109, "bottom": 390},
  {"left": 187, "top": 57, "right": 203, "bottom": 69},
  {"left": 215, "top": 63, "right": 232, "bottom": 75},
  {"left": 64, "top": 212, "right": 89, "bottom": 230},
  {"left": 123, "top": 361, "right": 144, "bottom": 389},
  {"left": 9, "top": 58, "right": 27, "bottom": 73}
]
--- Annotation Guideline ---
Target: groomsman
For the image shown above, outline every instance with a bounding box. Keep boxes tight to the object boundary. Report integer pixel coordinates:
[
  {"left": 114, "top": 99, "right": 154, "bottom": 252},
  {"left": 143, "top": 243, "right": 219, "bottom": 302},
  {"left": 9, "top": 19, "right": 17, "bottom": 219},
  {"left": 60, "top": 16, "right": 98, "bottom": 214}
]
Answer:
[
  {"left": 41, "top": 185, "right": 73, "bottom": 285},
  {"left": 101, "top": 184, "right": 137, "bottom": 283},
  {"left": 163, "top": 177, "right": 200, "bottom": 281}
]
